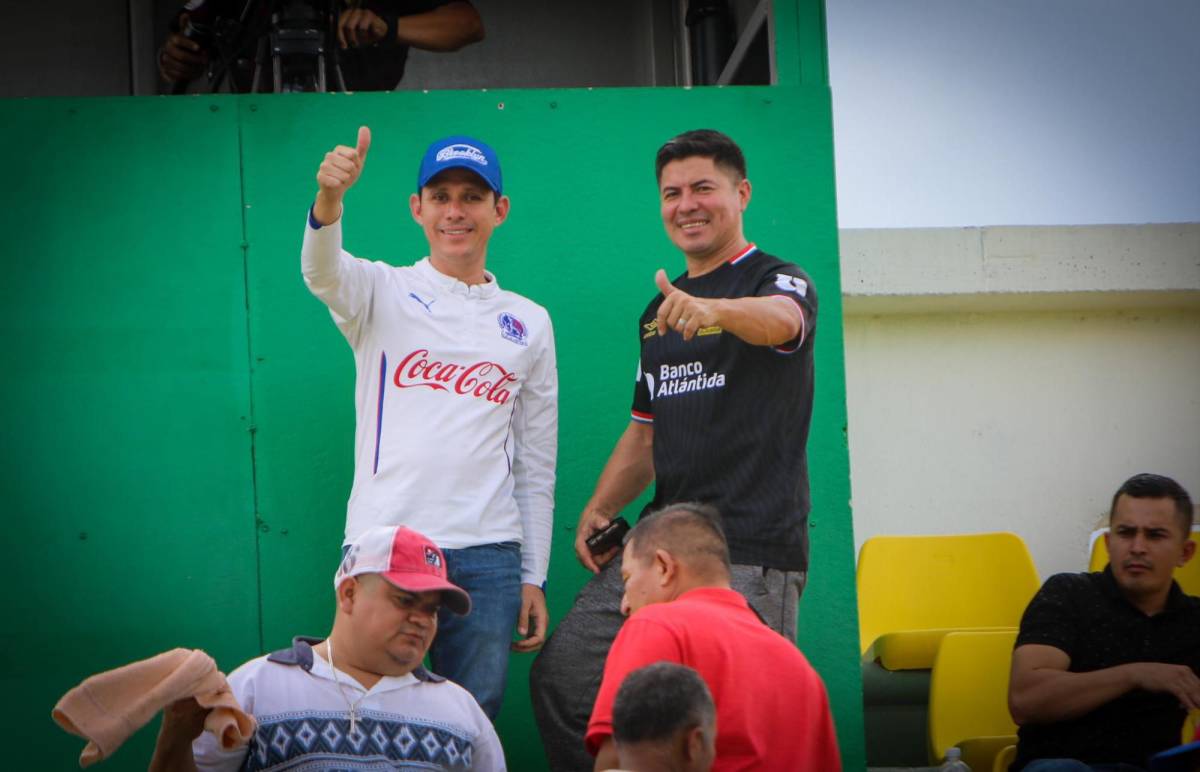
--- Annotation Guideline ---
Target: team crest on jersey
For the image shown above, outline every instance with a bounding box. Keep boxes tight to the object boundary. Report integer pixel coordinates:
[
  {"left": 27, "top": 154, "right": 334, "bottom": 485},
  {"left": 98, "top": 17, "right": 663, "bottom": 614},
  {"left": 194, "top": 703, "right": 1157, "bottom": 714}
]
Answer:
[
  {"left": 642, "top": 321, "right": 658, "bottom": 339},
  {"left": 424, "top": 546, "right": 443, "bottom": 569},
  {"left": 774, "top": 273, "right": 808, "bottom": 297},
  {"left": 498, "top": 312, "right": 528, "bottom": 346}
]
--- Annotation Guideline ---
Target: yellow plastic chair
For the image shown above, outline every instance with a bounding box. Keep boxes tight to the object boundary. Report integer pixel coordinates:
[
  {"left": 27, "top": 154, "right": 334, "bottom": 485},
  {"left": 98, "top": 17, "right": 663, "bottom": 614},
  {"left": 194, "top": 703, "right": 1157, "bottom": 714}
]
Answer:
[
  {"left": 857, "top": 533, "right": 1041, "bottom": 670},
  {"left": 1088, "top": 526, "right": 1200, "bottom": 596},
  {"left": 994, "top": 744, "right": 1016, "bottom": 772},
  {"left": 928, "top": 630, "right": 1019, "bottom": 771}
]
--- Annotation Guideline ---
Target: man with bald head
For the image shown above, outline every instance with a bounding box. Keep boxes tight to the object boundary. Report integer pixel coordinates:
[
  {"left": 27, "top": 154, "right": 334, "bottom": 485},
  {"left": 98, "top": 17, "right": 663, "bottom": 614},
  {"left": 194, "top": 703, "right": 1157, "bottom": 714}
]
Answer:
[{"left": 586, "top": 503, "right": 841, "bottom": 771}]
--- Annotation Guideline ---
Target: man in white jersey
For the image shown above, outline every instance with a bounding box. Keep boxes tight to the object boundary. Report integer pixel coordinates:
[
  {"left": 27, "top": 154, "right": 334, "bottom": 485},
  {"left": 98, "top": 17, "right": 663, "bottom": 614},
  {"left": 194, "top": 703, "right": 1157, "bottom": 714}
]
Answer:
[
  {"left": 149, "top": 526, "right": 506, "bottom": 771},
  {"left": 300, "top": 126, "right": 558, "bottom": 718}
]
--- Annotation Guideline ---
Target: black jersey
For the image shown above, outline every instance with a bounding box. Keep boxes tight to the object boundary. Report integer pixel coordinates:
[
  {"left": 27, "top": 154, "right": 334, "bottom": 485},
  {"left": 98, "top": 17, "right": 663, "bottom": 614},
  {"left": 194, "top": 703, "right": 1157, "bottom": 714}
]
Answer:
[{"left": 631, "top": 245, "right": 818, "bottom": 571}]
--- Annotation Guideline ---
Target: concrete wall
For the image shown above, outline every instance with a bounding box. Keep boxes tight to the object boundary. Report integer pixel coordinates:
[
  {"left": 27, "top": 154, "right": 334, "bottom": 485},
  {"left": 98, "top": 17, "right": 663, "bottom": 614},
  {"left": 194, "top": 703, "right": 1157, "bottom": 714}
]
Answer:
[
  {"left": 841, "top": 223, "right": 1200, "bottom": 578},
  {"left": 0, "top": 0, "right": 132, "bottom": 97}
]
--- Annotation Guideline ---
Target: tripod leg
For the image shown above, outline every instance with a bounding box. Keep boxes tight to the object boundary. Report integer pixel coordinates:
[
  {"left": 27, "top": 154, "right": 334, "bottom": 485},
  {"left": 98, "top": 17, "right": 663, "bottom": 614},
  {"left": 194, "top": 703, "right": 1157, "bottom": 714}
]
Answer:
[{"left": 250, "top": 36, "right": 267, "bottom": 93}]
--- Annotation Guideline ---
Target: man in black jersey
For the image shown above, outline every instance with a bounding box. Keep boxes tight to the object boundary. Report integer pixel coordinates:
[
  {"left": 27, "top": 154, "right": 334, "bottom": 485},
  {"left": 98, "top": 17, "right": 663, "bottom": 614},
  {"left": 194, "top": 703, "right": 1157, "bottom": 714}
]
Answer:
[{"left": 531, "top": 129, "right": 819, "bottom": 770}]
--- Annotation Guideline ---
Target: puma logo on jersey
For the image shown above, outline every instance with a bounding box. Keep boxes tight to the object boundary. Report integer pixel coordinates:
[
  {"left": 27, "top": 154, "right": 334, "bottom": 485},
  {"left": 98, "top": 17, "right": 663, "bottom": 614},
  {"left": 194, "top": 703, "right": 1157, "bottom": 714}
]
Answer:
[{"left": 409, "top": 292, "right": 436, "bottom": 313}]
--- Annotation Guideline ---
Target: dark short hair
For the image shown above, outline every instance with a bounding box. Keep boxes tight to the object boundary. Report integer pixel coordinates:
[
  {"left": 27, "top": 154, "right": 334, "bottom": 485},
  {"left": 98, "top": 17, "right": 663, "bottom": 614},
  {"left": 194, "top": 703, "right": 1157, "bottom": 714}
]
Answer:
[
  {"left": 612, "top": 662, "right": 715, "bottom": 745},
  {"left": 625, "top": 502, "right": 732, "bottom": 576},
  {"left": 655, "top": 129, "right": 747, "bottom": 184},
  {"left": 1110, "top": 473, "right": 1194, "bottom": 533}
]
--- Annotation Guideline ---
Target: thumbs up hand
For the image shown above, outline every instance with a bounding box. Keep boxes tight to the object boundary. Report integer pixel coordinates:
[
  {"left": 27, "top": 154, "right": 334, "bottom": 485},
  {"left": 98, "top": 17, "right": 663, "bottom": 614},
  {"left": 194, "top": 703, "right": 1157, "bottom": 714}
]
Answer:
[
  {"left": 317, "top": 125, "right": 371, "bottom": 196},
  {"left": 654, "top": 269, "right": 720, "bottom": 341},
  {"left": 654, "top": 269, "right": 675, "bottom": 298},
  {"left": 313, "top": 126, "right": 371, "bottom": 225}
]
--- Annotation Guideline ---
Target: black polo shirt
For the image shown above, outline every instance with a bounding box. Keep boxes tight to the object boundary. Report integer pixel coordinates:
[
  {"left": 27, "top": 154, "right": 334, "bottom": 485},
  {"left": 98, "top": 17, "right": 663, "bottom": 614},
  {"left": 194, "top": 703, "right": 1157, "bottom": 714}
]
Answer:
[
  {"left": 1013, "top": 567, "right": 1200, "bottom": 769},
  {"left": 629, "top": 246, "right": 817, "bottom": 571}
]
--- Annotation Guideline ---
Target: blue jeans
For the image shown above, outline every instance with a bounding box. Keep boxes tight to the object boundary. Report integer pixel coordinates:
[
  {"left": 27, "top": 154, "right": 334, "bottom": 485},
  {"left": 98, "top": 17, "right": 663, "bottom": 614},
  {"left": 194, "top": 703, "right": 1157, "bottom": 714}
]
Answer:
[
  {"left": 429, "top": 541, "right": 523, "bottom": 720},
  {"left": 1022, "top": 761, "right": 1146, "bottom": 772}
]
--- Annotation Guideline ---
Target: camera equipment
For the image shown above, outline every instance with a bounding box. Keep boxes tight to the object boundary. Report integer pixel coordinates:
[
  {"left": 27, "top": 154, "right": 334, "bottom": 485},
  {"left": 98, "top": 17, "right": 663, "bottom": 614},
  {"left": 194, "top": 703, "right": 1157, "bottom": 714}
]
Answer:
[
  {"left": 172, "top": 0, "right": 346, "bottom": 93},
  {"left": 686, "top": 0, "right": 734, "bottom": 85},
  {"left": 254, "top": 0, "right": 344, "bottom": 93},
  {"left": 586, "top": 517, "right": 632, "bottom": 556}
]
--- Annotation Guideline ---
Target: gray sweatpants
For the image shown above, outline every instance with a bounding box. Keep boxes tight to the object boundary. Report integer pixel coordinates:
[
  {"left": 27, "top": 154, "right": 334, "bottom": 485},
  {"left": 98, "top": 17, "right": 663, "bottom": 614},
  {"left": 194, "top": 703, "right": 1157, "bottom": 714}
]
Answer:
[{"left": 529, "top": 555, "right": 805, "bottom": 771}]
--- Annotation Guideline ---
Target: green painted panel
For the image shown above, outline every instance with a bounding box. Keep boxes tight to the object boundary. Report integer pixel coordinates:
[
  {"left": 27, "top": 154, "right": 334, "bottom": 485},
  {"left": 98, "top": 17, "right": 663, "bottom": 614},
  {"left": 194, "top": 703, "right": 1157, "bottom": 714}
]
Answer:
[
  {"left": 239, "top": 84, "right": 862, "bottom": 769},
  {"left": 775, "top": 0, "right": 831, "bottom": 87},
  {"left": 0, "top": 98, "right": 259, "bottom": 770},
  {"left": 1, "top": 8, "right": 858, "bottom": 762}
]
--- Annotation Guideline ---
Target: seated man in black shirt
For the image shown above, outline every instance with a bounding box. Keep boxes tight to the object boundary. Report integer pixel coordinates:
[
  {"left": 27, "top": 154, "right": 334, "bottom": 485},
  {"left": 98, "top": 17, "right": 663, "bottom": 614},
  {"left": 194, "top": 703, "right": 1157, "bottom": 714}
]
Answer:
[{"left": 1008, "top": 473, "right": 1200, "bottom": 772}]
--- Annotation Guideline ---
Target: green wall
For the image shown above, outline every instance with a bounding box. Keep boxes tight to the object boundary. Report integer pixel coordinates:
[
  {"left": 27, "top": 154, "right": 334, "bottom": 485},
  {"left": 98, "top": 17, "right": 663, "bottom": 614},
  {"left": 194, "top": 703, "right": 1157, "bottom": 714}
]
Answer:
[{"left": 1, "top": 28, "right": 863, "bottom": 772}]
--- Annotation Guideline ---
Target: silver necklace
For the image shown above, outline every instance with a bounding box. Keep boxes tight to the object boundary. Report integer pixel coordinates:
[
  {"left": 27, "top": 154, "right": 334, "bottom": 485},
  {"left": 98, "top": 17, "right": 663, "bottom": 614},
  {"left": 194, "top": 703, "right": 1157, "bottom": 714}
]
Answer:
[{"left": 324, "top": 638, "right": 367, "bottom": 735}]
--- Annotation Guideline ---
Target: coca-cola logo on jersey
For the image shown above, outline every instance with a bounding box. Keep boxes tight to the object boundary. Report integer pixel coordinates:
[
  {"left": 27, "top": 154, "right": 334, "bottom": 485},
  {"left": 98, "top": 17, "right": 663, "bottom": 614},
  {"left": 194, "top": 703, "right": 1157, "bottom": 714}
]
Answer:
[{"left": 394, "top": 349, "right": 517, "bottom": 405}]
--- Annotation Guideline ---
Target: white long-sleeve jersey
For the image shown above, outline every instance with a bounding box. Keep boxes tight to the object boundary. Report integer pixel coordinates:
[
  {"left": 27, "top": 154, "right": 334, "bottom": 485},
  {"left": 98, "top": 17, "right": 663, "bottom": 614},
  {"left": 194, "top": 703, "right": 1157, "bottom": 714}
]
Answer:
[{"left": 301, "top": 217, "right": 557, "bottom": 586}]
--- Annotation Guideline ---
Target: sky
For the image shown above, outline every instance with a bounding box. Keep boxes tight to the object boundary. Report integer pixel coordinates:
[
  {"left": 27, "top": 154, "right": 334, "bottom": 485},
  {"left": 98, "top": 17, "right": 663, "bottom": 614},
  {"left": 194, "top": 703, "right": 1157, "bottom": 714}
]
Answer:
[{"left": 825, "top": 0, "right": 1200, "bottom": 228}]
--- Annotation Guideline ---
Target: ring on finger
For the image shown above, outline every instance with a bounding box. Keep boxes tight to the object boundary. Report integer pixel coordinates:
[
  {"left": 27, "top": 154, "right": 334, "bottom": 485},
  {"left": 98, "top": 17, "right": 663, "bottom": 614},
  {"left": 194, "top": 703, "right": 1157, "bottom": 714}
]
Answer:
[{"left": 677, "top": 318, "right": 688, "bottom": 329}]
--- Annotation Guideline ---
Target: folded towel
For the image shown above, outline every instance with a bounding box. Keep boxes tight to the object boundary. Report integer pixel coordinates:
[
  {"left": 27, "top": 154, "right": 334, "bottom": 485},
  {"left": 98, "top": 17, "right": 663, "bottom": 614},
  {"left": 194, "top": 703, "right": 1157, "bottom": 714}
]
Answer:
[{"left": 52, "top": 648, "right": 255, "bottom": 767}]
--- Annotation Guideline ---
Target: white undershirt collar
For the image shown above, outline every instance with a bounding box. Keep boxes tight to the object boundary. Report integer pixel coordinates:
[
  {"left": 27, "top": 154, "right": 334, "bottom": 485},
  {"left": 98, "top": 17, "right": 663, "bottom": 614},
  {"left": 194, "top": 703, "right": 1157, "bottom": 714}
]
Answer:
[
  {"left": 308, "top": 646, "right": 419, "bottom": 696},
  {"left": 415, "top": 257, "right": 500, "bottom": 300}
]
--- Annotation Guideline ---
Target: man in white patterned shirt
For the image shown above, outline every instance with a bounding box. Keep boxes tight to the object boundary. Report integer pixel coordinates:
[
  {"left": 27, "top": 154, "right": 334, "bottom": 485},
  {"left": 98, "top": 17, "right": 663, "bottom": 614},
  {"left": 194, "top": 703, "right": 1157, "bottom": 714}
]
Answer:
[{"left": 150, "top": 526, "right": 505, "bottom": 771}]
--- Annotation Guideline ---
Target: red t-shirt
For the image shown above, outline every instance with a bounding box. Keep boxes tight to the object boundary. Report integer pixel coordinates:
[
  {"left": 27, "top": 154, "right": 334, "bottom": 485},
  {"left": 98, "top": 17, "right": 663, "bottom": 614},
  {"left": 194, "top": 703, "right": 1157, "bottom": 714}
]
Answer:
[{"left": 586, "top": 587, "right": 841, "bottom": 771}]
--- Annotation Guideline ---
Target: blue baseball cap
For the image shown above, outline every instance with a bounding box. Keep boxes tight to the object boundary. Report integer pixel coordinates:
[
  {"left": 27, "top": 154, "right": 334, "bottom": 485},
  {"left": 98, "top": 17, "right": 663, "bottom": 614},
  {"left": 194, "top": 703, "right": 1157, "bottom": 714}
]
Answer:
[{"left": 417, "top": 135, "right": 503, "bottom": 195}]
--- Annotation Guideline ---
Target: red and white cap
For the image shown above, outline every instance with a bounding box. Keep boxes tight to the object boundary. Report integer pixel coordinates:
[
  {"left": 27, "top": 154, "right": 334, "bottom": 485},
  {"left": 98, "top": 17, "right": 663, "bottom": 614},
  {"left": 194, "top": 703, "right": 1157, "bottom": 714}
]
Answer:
[{"left": 335, "top": 526, "right": 471, "bottom": 615}]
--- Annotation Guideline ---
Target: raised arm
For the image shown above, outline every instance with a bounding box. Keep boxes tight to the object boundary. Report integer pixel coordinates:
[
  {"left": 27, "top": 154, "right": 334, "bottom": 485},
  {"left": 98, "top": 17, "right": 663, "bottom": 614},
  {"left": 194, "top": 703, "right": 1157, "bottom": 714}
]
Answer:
[
  {"left": 313, "top": 126, "right": 370, "bottom": 226},
  {"left": 1008, "top": 643, "right": 1200, "bottom": 725},
  {"left": 302, "top": 127, "right": 380, "bottom": 332},
  {"left": 652, "top": 269, "right": 804, "bottom": 346}
]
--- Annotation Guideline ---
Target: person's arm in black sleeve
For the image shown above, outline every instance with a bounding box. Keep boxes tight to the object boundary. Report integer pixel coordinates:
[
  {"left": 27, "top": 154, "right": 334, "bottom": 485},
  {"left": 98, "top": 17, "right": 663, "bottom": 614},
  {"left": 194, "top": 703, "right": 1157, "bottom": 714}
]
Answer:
[
  {"left": 338, "top": 1, "right": 483, "bottom": 51},
  {"left": 652, "top": 267, "right": 805, "bottom": 346}
]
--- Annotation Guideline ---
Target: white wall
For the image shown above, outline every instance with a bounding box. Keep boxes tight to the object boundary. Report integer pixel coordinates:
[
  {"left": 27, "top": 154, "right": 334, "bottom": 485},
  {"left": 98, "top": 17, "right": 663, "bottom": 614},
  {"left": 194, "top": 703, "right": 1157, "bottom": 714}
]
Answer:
[
  {"left": 845, "top": 305, "right": 1200, "bottom": 577},
  {"left": 826, "top": 0, "right": 1200, "bottom": 579},
  {"left": 826, "top": 0, "right": 1200, "bottom": 228},
  {"left": 841, "top": 224, "right": 1200, "bottom": 577}
]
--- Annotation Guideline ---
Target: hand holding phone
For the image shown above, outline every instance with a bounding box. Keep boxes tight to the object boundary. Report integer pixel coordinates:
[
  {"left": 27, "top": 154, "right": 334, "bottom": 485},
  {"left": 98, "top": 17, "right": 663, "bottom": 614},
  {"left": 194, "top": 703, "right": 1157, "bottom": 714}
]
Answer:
[{"left": 586, "top": 517, "right": 631, "bottom": 556}]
